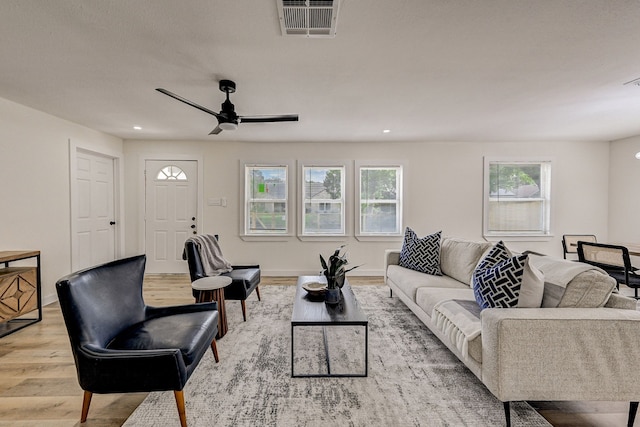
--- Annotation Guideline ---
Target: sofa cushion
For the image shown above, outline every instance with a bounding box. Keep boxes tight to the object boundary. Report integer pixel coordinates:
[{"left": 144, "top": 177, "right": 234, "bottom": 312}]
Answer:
[
  {"left": 415, "top": 286, "right": 475, "bottom": 321},
  {"left": 440, "top": 237, "right": 492, "bottom": 286},
  {"left": 558, "top": 270, "right": 617, "bottom": 308},
  {"left": 388, "top": 265, "right": 467, "bottom": 301},
  {"left": 432, "top": 299, "right": 483, "bottom": 364},
  {"left": 399, "top": 228, "right": 442, "bottom": 275},
  {"left": 108, "top": 311, "right": 217, "bottom": 365},
  {"left": 529, "top": 254, "right": 617, "bottom": 308},
  {"left": 472, "top": 241, "right": 544, "bottom": 308}
]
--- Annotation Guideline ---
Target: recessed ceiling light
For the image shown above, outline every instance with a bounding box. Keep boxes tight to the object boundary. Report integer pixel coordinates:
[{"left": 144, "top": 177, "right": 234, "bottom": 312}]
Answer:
[
  {"left": 635, "top": 152, "right": 640, "bottom": 160},
  {"left": 382, "top": 129, "right": 391, "bottom": 133},
  {"left": 133, "top": 126, "right": 142, "bottom": 130}
]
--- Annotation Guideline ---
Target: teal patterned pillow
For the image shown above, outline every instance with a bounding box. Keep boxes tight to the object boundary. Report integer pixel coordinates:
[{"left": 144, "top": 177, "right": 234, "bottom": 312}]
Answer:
[{"left": 399, "top": 228, "right": 442, "bottom": 276}]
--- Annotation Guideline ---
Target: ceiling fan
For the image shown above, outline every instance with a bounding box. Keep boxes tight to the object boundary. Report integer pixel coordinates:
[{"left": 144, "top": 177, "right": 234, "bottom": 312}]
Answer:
[{"left": 156, "top": 80, "right": 299, "bottom": 135}]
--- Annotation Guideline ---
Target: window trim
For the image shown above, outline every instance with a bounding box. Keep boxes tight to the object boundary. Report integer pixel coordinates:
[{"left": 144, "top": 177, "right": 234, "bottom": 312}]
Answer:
[
  {"left": 482, "top": 157, "right": 553, "bottom": 240},
  {"left": 355, "top": 160, "right": 404, "bottom": 241},
  {"left": 298, "top": 161, "right": 349, "bottom": 238},
  {"left": 298, "top": 161, "right": 349, "bottom": 239},
  {"left": 240, "top": 161, "right": 294, "bottom": 240}
]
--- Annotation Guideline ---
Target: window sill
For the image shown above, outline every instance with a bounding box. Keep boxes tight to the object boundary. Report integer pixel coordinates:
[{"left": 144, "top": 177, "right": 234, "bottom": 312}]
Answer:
[
  {"left": 355, "top": 234, "right": 404, "bottom": 242},
  {"left": 240, "top": 234, "right": 293, "bottom": 242},
  {"left": 483, "top": 233, "right": 554, "bottom": 242}
]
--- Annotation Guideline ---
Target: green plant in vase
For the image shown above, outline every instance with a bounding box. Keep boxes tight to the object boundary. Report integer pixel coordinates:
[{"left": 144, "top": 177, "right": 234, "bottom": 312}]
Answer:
[{"left": 320, "top": 245, "right": 359, "bottom": 304}]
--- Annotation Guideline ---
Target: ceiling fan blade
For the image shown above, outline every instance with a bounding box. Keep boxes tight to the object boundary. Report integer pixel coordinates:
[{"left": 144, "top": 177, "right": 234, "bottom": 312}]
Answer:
[
  {"left": 156, "top": 88, "right": 220, "bottom": 118},
  {"left": 239, "top": 114, "right": 299, "bottom": 123},
  {"left": 209, "top": 125, "right": 223, "bottom": 135}
]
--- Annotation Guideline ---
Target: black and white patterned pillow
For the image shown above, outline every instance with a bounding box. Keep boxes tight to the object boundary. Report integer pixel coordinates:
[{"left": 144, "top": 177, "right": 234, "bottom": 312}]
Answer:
[
  {"left": 399, "top": 228, "right": 442, "bottom": 276},
  {"left": 472, "top": 241, "right": 527, "bottom": 308}
]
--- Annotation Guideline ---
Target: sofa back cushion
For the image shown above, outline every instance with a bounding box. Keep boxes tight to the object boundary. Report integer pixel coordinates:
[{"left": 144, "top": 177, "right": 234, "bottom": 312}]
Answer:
[
  {"left": 557, "top": 270, "right": 617, "bottom": 308},
  {"left": 440, "top": 237, "right": 492, "bottom": 285},
  {"left": 528, "top": 254, "right": 618, "bottom": 308}
]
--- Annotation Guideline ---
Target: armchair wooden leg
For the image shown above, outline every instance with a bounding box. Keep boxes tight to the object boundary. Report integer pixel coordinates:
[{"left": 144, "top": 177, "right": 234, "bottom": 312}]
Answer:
[
  {"left": 80, "top": 390, "right": 92, "bottom": 423},
  {"left": 255, "top": 286, "right": 261, "bottom": 301},
  {"left": 211, "top": 339, "right": 219, "bottom": 363},
  {"left": 174, "top": 390, "right": 187, "bottom": 427},
  {"left": 241, "top": 300, "right": 247, "bottom": 321}
]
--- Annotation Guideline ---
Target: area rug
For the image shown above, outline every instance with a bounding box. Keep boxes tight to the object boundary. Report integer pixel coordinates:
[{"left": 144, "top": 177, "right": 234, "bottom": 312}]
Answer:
[{"left": 123, "top": 285, "right": 551, "bottom": 427}]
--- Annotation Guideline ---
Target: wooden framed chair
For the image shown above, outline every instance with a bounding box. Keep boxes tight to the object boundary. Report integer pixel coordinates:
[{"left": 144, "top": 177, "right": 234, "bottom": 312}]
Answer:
[
  {"left": 562, "top": 234, "right": 597, "bottom": 259},
  {"left": 184, "top": 235, "right": 261, "bottom": 321},
  {"left": 577, "top": 241, "right": 640, "bottom": 299},
  {"left": 56, "top": 255, "right": 219, "bottom": 427}
]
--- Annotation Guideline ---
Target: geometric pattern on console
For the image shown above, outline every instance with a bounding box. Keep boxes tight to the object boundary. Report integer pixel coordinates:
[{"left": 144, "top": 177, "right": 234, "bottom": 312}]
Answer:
[
  {"left": 399, "top": 227, "right": 442, "bottom": 276},
  {"left": 0, "top": 270, "right": 37, "bottom": 321}
]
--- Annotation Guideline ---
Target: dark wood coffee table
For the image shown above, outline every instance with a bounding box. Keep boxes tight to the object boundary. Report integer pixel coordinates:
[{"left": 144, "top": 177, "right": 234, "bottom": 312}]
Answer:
[{"left": 291, "top": 276, "right": 368, "bottom": 377}]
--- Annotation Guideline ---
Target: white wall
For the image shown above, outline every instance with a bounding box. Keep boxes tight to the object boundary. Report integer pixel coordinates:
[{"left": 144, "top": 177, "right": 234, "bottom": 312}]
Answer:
[
  {"left": 0, "top": 97, "right": 123, "bottom": 304},
  {"left": 609, "top": 135, "right": 640, "bottom": 244},
  {"left": 124, "top": 139, "right": 611, "bottom": 275}
]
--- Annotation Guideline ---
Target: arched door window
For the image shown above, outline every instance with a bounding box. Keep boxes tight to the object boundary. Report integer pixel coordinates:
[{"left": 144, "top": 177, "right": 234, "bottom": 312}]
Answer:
[{"left": 156, "top": 165, "right": 188, "bottom": 181}]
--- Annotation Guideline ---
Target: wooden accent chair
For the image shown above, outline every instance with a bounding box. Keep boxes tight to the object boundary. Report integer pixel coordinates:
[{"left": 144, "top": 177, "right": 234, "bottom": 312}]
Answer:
[
  {"left": 184, "top": 235, "right": 261, "bottom": 321},
  {"left": 56, "top": 255, "right": 219, "bottom": 427}
]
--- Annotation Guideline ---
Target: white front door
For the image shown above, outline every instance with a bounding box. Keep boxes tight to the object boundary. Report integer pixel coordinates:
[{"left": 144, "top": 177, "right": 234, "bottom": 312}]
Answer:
[
  {"left": 73, "top": 150, "right": 116, "bottom": 270},
  {"left": 145, "top": 160, "right": 198, "bottom": 273}
]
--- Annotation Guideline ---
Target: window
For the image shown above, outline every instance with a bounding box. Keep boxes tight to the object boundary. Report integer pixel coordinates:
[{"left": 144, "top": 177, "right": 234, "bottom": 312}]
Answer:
[
  {"left": 357, "top": 165, "right": 403, "bottom": 236},
  {"left": 244, "top": 165, "right": 289, "bottom": 235},
  {"left": 301, "top": 165, "right": 345, "bottom": 235},
  {"left": 156, "top": 165, "right": 187, "bottom": 180},
  {"left": 483, "top": 159, "right": 551, "bottom": 237}
]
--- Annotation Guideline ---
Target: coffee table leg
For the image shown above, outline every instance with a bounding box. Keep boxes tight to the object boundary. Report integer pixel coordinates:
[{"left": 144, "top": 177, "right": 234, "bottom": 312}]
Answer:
[
  {"left": 212, "top": 289, "right": 227, "bottom": 339},
  {"left": 322, "top": 326, "right": 331, "bottom": 376},
  {"left": 291, "top": 324, "right": 295, "bottom": 377}
]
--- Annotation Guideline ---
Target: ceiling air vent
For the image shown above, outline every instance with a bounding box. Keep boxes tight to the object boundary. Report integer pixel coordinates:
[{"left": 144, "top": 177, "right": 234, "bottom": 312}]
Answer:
[{"left": 277, "top": 0, "right": 340, "bottom": 38}]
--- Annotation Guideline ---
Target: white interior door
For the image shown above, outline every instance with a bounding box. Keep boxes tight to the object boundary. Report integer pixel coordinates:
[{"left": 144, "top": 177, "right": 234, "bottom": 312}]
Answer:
[
  {"left": 145, "top": 160, "right": 198, "bottom": 273},
  {"left": 73, "top": 150, "right": 116, "bottom": 270}
]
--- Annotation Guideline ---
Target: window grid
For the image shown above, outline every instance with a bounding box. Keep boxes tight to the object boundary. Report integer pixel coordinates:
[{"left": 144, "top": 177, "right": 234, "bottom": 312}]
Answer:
[
  {"left": 358, "top": 166, "right": 402, "bottom": 236},
  {"left": 302, "top": 166, "right": 345, "bottom": 235},
  {"left": 484, "top": 160, "right": 551, "bottom": 237},
  {"left": 245, "top": 165, "right": 288, "bottom": 235}
]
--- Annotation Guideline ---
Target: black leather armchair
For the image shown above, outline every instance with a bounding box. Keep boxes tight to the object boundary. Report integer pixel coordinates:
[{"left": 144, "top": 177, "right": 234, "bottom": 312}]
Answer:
[
  {"left": 184, "top": 238, "right": 261, "bottom": 321},
  {"left": 55, "top": 254, "right": 219, "bottom": 427}
]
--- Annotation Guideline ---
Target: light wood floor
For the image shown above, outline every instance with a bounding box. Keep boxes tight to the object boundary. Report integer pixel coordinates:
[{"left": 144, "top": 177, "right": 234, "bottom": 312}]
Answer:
[{"left": 0, "top": 275, "right": 635, "bottom": 426}]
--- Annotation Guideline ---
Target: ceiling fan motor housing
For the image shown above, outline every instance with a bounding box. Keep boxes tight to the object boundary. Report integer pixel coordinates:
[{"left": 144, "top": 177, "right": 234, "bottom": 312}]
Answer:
[{"left": 219, "top": 79, "right": 236, "bottom": 93}]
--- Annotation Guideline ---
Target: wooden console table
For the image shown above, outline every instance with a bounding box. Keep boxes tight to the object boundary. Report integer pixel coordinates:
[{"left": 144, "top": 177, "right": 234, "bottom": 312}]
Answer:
[{"left": 0, "top": 251, "right": 42, "bottom": 337}]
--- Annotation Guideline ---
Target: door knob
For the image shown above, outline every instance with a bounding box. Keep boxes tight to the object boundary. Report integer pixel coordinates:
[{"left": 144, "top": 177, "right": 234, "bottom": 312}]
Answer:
[
  {"left": 192, "top": 217, "right": 196, "bottom": 221},
  {"left": 109, "top": 221, "right": 116, "bottom": 225},
  {"left": 191, "top": 225, "right": 196, "bottom": 229}
]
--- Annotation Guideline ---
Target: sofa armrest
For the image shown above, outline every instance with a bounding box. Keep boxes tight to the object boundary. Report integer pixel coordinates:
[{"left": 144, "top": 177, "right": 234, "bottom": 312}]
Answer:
[
  {"left": 384, "top": 249, "right": 401, "bottom": 284},
  {"left": 481, "top": 307, "right": 640, "bottom": 402}
]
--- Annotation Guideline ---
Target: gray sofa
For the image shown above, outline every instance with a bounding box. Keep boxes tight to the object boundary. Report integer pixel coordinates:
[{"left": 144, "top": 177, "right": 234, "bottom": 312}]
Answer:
[{"left": 385, "top": 236, "right": 640, "bottom": 427}]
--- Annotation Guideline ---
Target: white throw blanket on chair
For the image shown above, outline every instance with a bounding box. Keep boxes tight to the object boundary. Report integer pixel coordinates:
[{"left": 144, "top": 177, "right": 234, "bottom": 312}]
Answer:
[{"left": 188, "top": 234, "right": 233, "bottom": 276}]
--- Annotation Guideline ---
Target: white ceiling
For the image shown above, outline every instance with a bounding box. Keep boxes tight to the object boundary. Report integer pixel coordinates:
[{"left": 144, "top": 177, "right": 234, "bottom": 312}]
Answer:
[{"left": 2, "top": 0, "right": 640, "bottom": 143}]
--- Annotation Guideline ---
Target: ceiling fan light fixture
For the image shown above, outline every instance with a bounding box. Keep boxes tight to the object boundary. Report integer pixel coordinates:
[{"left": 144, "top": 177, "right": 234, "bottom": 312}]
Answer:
[{"left": 219, "top": 122, "right": 238, "bottom": 131}]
